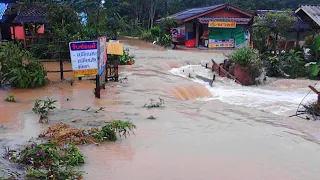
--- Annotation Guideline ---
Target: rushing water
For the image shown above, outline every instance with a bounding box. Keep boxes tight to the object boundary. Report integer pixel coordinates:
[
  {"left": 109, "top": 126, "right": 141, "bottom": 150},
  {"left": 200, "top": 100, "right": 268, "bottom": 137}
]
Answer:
[
  {"left": 1, "top": 39, "right": 320, "bottom": 180},
  {"left": 170, "top": 65, "right": 318, "bottom": 116}
]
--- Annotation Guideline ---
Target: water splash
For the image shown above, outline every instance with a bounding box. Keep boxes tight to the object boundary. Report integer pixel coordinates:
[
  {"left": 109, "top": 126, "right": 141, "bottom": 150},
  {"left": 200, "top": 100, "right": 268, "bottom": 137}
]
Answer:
[{"left": 170, "top": 65, "right": 317, "bottom": 115}]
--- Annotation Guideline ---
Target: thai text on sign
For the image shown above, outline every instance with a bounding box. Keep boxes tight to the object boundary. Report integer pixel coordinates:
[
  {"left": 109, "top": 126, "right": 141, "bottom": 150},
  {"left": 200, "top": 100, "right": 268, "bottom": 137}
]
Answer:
[
  {"left": 208, "top": 39, "right": 235, "bottom": 48},
  {"left": 107, "top": 42, "right": 124, "bottom": 55},
  {"left": 208, "top": 21, "right": 236, "bottom": 28},
  {"left": 69, "top": 41, "right": 98, "bottom": 77}
]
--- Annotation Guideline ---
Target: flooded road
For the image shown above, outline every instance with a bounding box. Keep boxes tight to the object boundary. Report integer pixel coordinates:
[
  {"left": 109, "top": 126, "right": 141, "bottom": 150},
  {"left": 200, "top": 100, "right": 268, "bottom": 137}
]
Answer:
[{"left": 1, "top": 39, "right": 320, "bottom": 180}]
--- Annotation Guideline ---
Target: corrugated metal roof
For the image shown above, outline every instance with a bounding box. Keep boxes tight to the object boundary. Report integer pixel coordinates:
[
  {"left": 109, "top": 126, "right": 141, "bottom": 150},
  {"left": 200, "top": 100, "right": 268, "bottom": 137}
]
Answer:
[
  {"left": 256, "top": 10, "right": 311, "bottom": 31},
  {"left": 296, "top": 5, "right": 320, "bottom": 27},
  {"left": 198, "top": 17, "right": 251, "bottom": 23},
  {"left": 13, "top": 6, "right": 47, "bottom": 23},
  {"left": 166, "top": 4, "right": 225, "bottom": 21}
]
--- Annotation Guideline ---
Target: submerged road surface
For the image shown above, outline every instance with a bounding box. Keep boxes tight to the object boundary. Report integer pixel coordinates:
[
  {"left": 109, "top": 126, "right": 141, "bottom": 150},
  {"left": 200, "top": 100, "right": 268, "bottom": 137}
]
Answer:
[{"left": 1, "top": 39, "right": 320, "bottom": 180}]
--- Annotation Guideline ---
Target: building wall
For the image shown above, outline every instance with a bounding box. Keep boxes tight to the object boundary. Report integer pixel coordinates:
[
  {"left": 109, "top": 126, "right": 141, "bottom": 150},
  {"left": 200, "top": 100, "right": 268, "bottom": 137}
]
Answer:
[{"left": 203, "top": 9, "right": 245, "bottom": 18}]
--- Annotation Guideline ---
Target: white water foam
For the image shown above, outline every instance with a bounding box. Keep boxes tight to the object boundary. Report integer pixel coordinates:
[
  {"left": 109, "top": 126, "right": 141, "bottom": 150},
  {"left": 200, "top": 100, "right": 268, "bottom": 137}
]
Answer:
[{"left": 170, "top": 65, "right": 317, "bottom": 115}]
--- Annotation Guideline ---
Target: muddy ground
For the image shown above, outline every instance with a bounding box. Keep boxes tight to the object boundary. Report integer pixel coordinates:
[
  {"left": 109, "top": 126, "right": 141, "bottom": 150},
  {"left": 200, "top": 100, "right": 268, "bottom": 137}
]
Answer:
[{"left": 0, "top": 38, "right": 320, "bottom": 180}]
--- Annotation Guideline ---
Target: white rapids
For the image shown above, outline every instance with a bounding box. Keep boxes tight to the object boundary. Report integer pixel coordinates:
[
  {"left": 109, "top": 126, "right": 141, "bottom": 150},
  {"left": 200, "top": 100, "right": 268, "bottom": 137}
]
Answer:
[{"left": 170, "top": 65, "right": 318, "bottom": 116}]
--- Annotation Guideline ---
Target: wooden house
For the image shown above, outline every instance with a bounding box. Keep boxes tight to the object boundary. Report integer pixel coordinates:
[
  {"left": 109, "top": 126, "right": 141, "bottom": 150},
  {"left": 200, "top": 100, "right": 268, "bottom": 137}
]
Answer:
[
  {"left": 296, "top": 5, "right": 320, "bottom": 31},
  {"left": 157, "top": 3, "right": 253, "bottom": 48}
]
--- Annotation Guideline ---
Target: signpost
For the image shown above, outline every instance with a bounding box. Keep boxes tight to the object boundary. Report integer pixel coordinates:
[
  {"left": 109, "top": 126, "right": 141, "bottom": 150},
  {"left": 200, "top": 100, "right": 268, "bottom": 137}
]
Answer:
[
  {"left": 69, "top": 41, "right": 98, "bottom": 77},
  {"left": 69, "top": 38, "right": 122, "bottom": 99},
  {"left": 93, "top": 36, "right": 108, "bottom": 98},
  {"left": 208, "top": 21, "right": 236, "bottom": 28},
  {"left": 69, "top": 39, "right": 107, "bottom": 98}
]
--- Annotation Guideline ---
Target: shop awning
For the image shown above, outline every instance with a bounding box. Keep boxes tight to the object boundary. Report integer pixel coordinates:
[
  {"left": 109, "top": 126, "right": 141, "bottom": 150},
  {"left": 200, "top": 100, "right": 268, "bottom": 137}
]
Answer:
[{"left": 198, "top": 17, "right": 251, "bottom": 25}]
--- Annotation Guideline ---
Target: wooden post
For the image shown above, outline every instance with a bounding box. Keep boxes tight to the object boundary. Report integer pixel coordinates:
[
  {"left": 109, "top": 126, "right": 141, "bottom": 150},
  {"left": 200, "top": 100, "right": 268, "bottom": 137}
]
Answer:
[
  {"left": 115, "top": 56, "right": 119, "bottom": 82},
  {"left": 308, "top": 85, "right": 320, "bottom": 104},
  {"left": 196, "top": 23, "right": 199, "bottom": 47},
  {"left": 94, "top": 1, "right": 102, "bottom": 99},
  {"left": 58, "top": 42, "right": 64, "bottom": 81},
  {"left": 105, "top": 63, "right": 109, "bottom": 83}
]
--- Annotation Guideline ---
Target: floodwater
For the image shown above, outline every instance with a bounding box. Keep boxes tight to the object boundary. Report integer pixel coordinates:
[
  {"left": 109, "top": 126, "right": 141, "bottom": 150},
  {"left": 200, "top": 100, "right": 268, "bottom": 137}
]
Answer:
[{"left": 1, "top": 38, "right": 320, "bottom": 180}]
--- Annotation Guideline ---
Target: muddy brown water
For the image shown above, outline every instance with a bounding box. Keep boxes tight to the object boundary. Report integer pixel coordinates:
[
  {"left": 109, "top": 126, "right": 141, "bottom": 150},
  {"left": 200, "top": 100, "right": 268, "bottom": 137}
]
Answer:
[{"left": 1, "top": 39, "right": 320, "bottom": 180}]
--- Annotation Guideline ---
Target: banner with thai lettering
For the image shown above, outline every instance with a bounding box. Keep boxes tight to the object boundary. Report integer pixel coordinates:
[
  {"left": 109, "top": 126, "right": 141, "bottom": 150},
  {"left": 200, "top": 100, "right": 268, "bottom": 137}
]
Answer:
[
  {"left": 69, "top": 41, "right": 98, "bottom": 77},
  {"left": 208, "top": 39, "right": 235, "bottom": 48},
  {"left": 208, "top": 21, "right": 236, "bottom": 28}
]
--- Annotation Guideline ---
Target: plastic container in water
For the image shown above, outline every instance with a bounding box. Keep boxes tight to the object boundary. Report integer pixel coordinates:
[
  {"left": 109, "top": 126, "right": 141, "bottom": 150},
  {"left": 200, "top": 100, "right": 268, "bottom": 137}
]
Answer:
[{"left": 185, "top": 39, "right": 196, "bottom": 48}]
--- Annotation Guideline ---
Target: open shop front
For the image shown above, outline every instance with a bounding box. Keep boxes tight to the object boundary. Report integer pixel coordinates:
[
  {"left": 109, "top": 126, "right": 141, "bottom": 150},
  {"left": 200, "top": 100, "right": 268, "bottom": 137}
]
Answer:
[{"left": 199, "top": 20, "right": 250, "bottom": 48}]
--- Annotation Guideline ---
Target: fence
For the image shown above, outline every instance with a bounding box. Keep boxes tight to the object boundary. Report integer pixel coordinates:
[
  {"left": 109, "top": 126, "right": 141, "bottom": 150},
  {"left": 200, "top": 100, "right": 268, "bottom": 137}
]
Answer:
[{"left": 27, "top": 36, "right": 119, "bottom": 82}]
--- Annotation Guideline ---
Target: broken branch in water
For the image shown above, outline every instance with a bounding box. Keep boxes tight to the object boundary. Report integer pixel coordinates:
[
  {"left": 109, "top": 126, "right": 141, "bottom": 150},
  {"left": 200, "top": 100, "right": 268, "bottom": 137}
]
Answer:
[
  {"left": 144, "top": 98, "right": 165, "bottom": 109},
  {"left": 70, "top": 107, "right": 105, "bottom": 113},
  {"left": 119, "top": 76, "right": 128, "bottom": 83},
  {"left": 32, "top": 98, "right": 57, "bottom": 123}
]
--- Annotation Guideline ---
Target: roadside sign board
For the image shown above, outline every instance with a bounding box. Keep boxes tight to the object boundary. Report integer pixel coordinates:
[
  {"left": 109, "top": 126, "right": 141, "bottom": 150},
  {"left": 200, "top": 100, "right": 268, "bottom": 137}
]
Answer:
[
  {"left": 208, "top": 39, "right": 235, "bottom": 48},
  {"left": 98, "top": 36, "right": 107, "bottom": 75},
  {"left": 107, "top": 42, "right": 123, "bottom": 55},
  {"left": 69, "top": 41, "right": 98, "bottom": 77},
  {"left": 208, "top": 21, "right": 236, "bottom": 28}
]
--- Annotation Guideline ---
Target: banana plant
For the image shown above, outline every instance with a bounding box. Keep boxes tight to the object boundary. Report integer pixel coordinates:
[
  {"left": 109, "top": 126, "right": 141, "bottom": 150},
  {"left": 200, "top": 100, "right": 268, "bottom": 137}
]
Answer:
[{"left": 312, "top": 35, "right": 320, "bottom": 61}]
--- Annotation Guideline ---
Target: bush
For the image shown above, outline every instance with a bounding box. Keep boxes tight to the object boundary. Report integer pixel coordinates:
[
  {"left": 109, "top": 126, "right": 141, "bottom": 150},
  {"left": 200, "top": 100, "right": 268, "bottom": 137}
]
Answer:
[
  {"left": 150, "top": 26, "right": 161, "bottom": 37},
  {"left": 0, "top": 42, "right": 48, "bottom": 88},
  {"left": 5, "top": 141, "right": 84, "bottom": 180},
  {"left": 281, "top": 50, "right": 307, "bottom": 78},
  {"left": 266, "top": 55, "right": 283, "bottom": 77},
  {"left": 158, "top": 34, "right": 172, "bottom": 47},
  {"left": 232, "top": 47, "right": 259, "bottom": 67},
  {"left": 140, "top": 30, "right": 154, "bottom": 42},
  {"left": 119, "top": 49, "right": 135, "bottom": 65},
  {"left": 158, "top": 19, "right": 178, "bottom": 35}
]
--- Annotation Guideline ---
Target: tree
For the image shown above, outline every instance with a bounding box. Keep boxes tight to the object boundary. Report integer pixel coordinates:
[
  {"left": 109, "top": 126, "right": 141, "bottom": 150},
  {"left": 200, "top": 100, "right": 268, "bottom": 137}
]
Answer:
[{"left": 252, "top": 10, "right": 297, "bottom": 52}]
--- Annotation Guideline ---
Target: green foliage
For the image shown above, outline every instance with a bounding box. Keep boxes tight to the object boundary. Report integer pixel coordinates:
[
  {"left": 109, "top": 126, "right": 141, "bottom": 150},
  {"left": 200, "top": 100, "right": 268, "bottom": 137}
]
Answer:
[
  {"left": 89, "top": 120, "right": 137, "bottom": 142},
  {"left": 232, "top": 47, "right": 259, "bottom": 67},
  {"left": 5, "top": 94, "right": 15, "bottom": 102},
  {"left": 120, "top": 49, "right": 135, "bottom": 65},
  {"left": 158, "top": 19, "right": 178, "bottom": 35},
  {"left": 29, "top": 42, "right": 49, "bottom": 59},
  {"left": 281, "top": 50, "right": 307, "bottom": 78},
  {"left": 312, "top": 35, "right": 320, "bottom": 61},
  {"left": 252, "top": 10, "right": 297, "bottom": 53},
  {"left": 304, "top": 34, "right": 320, "bottom": 61},
  {"left": 266, "top": 55, "right": 282, "bottom": 77},
  {"left": 150, "top": 26, "right": 161, "bottom": 37},
  {"left": 140, "top": 19, "right": 177, "bottom": 47},
  {"left": 32, "top": 98, "right": 57, "bottom": 123},
  {"left": 311, "top": 64, "right": 319, "bottom": 77},
  {"left": 159, "top": 34, "right": 172, "bottom": 47},
  {"left": 5, "top": 141, "right": 84, "bottom": 180},
  {"left": 0, "top": 42, "right": 48, "bottom": 88},
  {"left": 144, "top": 98, "right": 165, "bottom": 109},
  {"left": 140, "top": 30, "right": 155, "bottom": 42}
]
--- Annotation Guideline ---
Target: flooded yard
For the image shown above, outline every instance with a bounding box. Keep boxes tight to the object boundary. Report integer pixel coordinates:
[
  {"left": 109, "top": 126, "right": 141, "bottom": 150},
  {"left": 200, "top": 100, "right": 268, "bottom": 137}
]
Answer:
[{"left": 1, "top": 39, "right": 320, "bottom": 180}]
